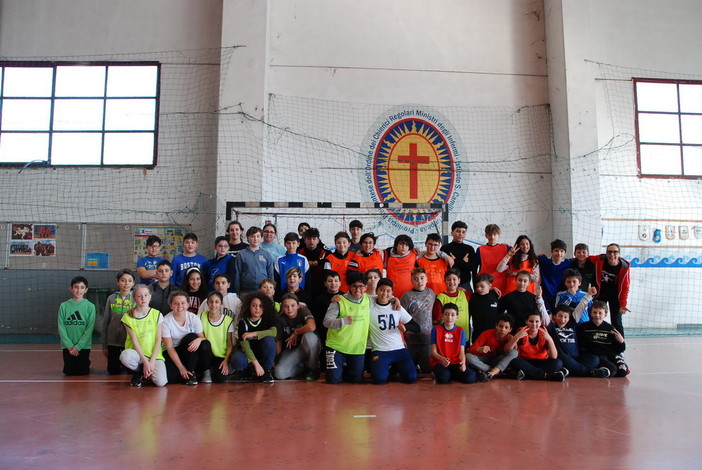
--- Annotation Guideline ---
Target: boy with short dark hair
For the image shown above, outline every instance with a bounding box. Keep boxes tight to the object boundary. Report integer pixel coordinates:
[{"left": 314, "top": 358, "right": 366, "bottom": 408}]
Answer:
[
  {"left": 171, "top": 233, "right": 207, "bottom": 287},
  {"left": 577, "top": 300, "right": 629, "bottom": 377},
  {"left": 400, "top": 267, "right": 436, "bottom": 373},
  {"left": 323, "top": 270, "right": 370, "bottom": 384},
  {"left": 475, "top": 224, "right": 510, "bottom": 293},
  {"left": 348, "top": 219, "right": 363, "bottom": 252},
  {"left": 298, "top": 227, "right": 330, "bottom": 297},
  {"left": 58, "top": 276, "right": 96, "bottom": 376},
  {"left": 441, "top": 220, "right": 477, "bottom": 291},
  {"left": 469, "top": 273, "right": 500, "bottom": 343},
  {"left": 276, "top": 232, "right": 310, "bottom": 292},
  {"left": 202, "top": 236, "right": 236, "bottom": 290},
  {"left": 416, "top": 233, "right": 450, "bottom": 295},
  {"left": 537, "top": 239, "right": 573, "bottom": 314},
  {"left": 275, "top": 267, "right": 312, "bottom": 307},
  {"left": 431, "top": 303, "right": 476, "bottom": 384},
  {"left": 136, "top": 235, "right": 166, "bottom": 285},
  {"left": 148, "top": 260, "right": 178, "bottom": 315},
  {"left": 547, "top": 304, "right": 610, "bottom": 378},
  {"left": 233, "top": 226, "right": 275, "bottom": 295},
  {"left": 555, "top": 269, "right": 596, "bottom": 324},
  {"left": 467, "top": 314, "right": 518, "bottom": 381}
]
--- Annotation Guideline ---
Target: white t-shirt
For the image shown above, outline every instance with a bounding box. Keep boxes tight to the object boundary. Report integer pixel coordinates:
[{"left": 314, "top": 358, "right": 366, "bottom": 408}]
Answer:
[
  {"left": 368, "top": 300, "right": 412, "bottom": 352},
  {"left": 162, "top": 311, "right": 203, "bottom": 347}
]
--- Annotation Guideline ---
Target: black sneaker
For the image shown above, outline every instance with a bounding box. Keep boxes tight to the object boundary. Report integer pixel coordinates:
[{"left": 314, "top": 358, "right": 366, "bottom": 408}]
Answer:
[
  {"left": 185, "top": 371, "right": 198, "bottom": 386},
  {"left": 516, "top": 370, "right": 526, "bottom": 381},
  {"left": 130, "top": 372, "right": 143, "bottom": 387},
  {"left": 590, "top": 367, "right": 611, "bottom": 378},
  {"left": 547, "top": 371, "right": 565, "bottom": 382},
  {"left": 305, "top": 369, "right": 320, "bottom": 382},
  {"left": 561, "top": 368, "right": 570, "bottom": 378},
  {"left": 477, "top": 370, "right": 490, "bottom": 382},
  {"left": 262, "top": 369, "right": 274, "bottom": 383}
]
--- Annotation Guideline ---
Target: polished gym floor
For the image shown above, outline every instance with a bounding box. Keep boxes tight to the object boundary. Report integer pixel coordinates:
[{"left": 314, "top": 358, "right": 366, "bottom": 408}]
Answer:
[{"left": 1, "top": 336, "right": 701, "bottom": 470}]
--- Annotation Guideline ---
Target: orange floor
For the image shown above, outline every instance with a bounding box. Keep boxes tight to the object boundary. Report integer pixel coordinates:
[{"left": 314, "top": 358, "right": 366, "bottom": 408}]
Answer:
[{"left": 1, "top": 337, "right": 701, "bottom": 470}]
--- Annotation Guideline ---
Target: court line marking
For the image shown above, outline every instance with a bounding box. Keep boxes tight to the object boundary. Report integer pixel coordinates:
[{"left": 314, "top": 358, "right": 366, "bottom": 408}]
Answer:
[
  {"left": 0, "top": 379, "right": 128, "bottom": 383},
  {"left": 353, "top": 415, "right": 377, "bottom": 418}
]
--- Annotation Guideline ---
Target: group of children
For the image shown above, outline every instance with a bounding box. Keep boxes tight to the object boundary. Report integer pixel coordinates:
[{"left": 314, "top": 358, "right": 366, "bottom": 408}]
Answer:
[{"left": 58, "top": 220, "right": 630, "bottom": 385}]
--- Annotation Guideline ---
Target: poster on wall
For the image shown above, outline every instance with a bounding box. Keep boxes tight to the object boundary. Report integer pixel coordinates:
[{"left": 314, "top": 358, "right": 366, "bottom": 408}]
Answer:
[
  {"left": 133, "top": 226, "right": 189, "bottom": 263},
  {"left": 10, "top": 223, "right": 57, "bottom": 256}
]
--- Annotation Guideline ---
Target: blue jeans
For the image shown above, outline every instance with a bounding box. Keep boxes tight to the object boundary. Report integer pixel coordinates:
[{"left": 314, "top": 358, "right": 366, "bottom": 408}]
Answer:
[
  {"left": 232, "top": 335, "right": 276, "bottom": 371},
  {"left": 325, "top": 347, "right": 365, "bottom": 384},
  {"left": 370, "top": 349, "right": 417, "bottom": 384},
  {"left": 433, "top": 363, "right": 477, "bottom": 384}
]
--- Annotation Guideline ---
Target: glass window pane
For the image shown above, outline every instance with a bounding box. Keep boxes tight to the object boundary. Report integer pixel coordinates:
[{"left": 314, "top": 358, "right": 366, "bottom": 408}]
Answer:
[
  {"left": 51, "top": 133, "right": 103, "bottom": 165},
  {"left": 636, "top": 82, "right": 679, "bottom": 112},
  {"left": 683, "top": 146, "right": 702, "bottom": 176},
  {"left": 103, "top": 133, "right": 154, "bottom": 165},
  {"left": 679, "top": 84, "right": 702, "bottom": 113},
  {"left": 1, "top": 99, "right": 52, "bottom": 131},
  {"left": 0, "top": 133, "right": 49, "bottom": 163},
  {"left": 53, "top": 99, "right": 104, "bottom": 131},
  {"left": 640, "top": 144, "right": 682, "bottom": 175},
  {"left": 55, "top": 66, "right": 106, "bottom": 97},
  {"left": 3, "top": 67, "right": 53, "bottom": 97},
  {"left": 681, "top": 115, "right": 702, "bottom": 145},
  {"left": 106, "top": 66, "right": 158, "bottom": 97},
  {"left": 104, "top": 99, "right": 156, "bottom": 130},
  {"left": 638, "top": 113, "right": 680, "bottom": 144}
]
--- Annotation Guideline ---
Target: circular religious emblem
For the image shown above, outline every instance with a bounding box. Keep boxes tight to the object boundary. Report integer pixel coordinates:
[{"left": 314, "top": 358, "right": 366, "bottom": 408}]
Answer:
[{"left": 361, "top": 105, "right": 463, "bottom": 228}]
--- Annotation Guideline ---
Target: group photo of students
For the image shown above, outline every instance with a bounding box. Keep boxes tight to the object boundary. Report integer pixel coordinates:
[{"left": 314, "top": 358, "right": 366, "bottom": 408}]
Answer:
[{"left": 58, "top": 218, "right": 631, "bottom": 387}]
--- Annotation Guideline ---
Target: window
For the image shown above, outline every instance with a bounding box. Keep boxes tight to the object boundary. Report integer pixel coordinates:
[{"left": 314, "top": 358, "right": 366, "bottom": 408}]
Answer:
[
  {"left": 0, "top": 62, "right": 160, "bottom": 166},
  {"left": 634, "top": 78, "right": 702, "bottom": 178}
]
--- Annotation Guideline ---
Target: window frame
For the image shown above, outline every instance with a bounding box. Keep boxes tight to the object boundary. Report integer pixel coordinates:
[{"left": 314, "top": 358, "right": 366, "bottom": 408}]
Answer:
[
  {"left": 634, "top": 77, "right": 702, "bottom": 180},
  {"left": 0, "top": 60, "right": 161, "bottom": 168}
]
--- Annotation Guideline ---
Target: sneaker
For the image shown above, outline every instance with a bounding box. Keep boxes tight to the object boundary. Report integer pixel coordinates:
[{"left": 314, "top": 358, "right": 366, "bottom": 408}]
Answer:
[
  {"left": 516, "top": 370, "right": 526, "bottom": 381},
  {"left": 130, "top": 372, "right": 143, "bottom": 388},
  {"left": 477, "top": 370, "right": 490, "bottom": 382},
  {"left": 590, "top": 367, "right": 611, "bottom": 378},
  {"left": 561, "top": 368, "right": 570, "bottom": 378},
  {"left": 201, "top": 369, "right": 213, "bottom": 384},
  {"left": 615, "top": 366, "right": 630, "bottom": 377},
  {"left": 185, "top": 371, "right": 198, "bottom": 386},
  {"left": 305, "top": 369, "right": 320, "bottom": 382},
  {"left": 262, "top": 369, "right": 274, "bottom": 383},
  {"left": 547, "top": 371, "right": 565, "bottom": 382}
]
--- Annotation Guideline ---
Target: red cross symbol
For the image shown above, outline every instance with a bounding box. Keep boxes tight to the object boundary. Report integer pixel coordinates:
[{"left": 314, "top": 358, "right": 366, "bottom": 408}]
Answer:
[{"left": 398, "top": 142, "right": 430, "bottom": 199}]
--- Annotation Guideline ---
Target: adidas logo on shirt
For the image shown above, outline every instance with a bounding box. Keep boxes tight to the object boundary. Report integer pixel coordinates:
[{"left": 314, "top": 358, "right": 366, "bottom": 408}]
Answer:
[{"left": 65, "top": 311, "right": 85, "bottom": 326}]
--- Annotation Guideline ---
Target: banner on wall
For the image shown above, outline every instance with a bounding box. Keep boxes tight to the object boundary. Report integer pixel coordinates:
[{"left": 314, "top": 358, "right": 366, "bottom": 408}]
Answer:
[
  {"left": 10, "top": 223, "right": 57, "bottom": 256},
  {"left": 360, "top": 105, "right": 464, "bottom": 234},
  {"left": 133, "top": 226, "right": 189, "bottom": 263}
]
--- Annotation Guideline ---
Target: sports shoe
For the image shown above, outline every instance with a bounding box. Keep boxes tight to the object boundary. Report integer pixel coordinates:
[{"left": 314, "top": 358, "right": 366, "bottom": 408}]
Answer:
[
  {"left": 615, "top": 366, "right": 630, "bottom": 377},
  {"left": 185, "top": 371, "right": 198, "bottom": 386},
  {"left": 590, "top": 367, "right": 611, "bottom": 378},
  {"left": 262, "top": 369, "right": 274, "bottom": 383},
  {"left": 305, "top": 369, "right": 320, "bottom": 382},
  {"left": 130, "top": 371, "right": 143, "bottom": 387},
  {"left": 561, "top": 368, "right": 570, "bottom": 378},
  {"left": 516, "top": 370, "right": 526, "bottom": 381},
  {"left": 547, "top": 371, "right": 565, "bottom": 382},
  {"left": 201, "top": 369, "right": 213, "bottom": 384},
  {"left": 477, "top": 370, "right": 490, "bottom": 382}
]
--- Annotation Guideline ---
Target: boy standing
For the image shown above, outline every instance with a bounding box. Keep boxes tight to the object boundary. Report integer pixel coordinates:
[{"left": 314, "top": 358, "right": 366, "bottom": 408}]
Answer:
[
  {"left": 233, "top": 226, "right": 275, "bottom": 295},
  {"left": 475, "top": 224, "right": 510, "bottom": 293},
  {"left": 537, "top": 239, "right": 573, "bottom": 314},
  {"left": 323, "top": 271, "right": 371, "bottom": 384},
  {"left": 136, "top": 235, "right": 166, "bottom": 285},
  {"left": 298, "top": 228, "right": 330, "bottom": 297},
  {"left": 275, "top": 232, "right": 310, "bottom": 292},
  {"left": 202, "top": 236, "right": 236, "bottom": 290},
  {"left": 441, "top": 221, "right": 477, "bottom": 291},
  {"left": 348, "top": 219, "right": 363, "bottom": 252},
  {"left": 58, "top": 276, "right": 96, "bottom": 376},
  {"left": 555, "top": 269, "right": 596, "bottom": 324},
  {"left": 400, "top": 267, "right": 436, "bottom": 373},
  {"left": 469, "top": 273, "right": 501, "bottom": 343},
  {"left": 171, "top": 233, "right": 208, "bottom": 287},
  {"left": 148, "top": 260, "right": 178, "bottom": 315},
  {"left": 416, "top": 233, "right": 450, "bottom": 295}
]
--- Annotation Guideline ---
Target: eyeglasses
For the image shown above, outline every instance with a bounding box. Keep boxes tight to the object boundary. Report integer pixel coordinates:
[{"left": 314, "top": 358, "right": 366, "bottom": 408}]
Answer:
[
  {"left": 349, "top": 284, "right": 365, "bottom": 290},
  {"left": 606, "top": 250, "right": 619, "bottom": 254},
  {"left": 263, "top": 230, "right": 275, "bottom": 234}
]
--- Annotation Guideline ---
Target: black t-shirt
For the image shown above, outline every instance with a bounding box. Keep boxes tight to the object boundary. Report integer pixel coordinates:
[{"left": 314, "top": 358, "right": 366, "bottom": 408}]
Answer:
[{"left": 599, "top": 262, "right": 621, "bottom": 301}]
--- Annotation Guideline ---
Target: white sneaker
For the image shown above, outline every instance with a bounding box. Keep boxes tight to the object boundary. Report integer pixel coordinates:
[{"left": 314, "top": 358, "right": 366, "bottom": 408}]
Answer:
[{"left": 202, "top": 369, "right": 213, "bottom": 384}]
